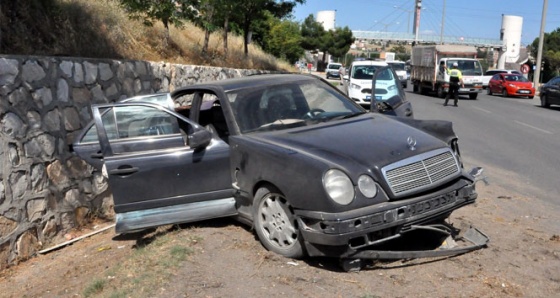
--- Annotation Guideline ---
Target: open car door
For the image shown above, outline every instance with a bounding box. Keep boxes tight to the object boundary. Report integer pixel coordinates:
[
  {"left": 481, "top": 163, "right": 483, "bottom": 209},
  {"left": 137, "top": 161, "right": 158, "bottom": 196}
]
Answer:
[
  {"left": 371, "top": 66, "right": 413, "bottom": 118},
  {"left": 92, "top": 102, "right": 236, "bottom": 233}
]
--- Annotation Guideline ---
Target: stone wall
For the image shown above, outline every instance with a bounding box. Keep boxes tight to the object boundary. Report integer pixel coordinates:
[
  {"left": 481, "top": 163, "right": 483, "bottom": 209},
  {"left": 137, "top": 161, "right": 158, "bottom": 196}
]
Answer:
[{"left": 0, "top": 55, "right": 262, "bottom": 269}]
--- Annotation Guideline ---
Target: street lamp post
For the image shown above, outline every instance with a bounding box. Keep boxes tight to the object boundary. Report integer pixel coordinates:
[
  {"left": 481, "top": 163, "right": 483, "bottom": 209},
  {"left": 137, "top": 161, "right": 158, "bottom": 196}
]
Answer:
[{"left": 394, "top": 5, "right": 412, "bottom": 34}]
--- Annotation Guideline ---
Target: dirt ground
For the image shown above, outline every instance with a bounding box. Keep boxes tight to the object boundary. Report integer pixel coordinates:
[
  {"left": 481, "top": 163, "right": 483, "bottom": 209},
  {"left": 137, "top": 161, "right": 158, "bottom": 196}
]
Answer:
[{"left": 1, "top": 179, "right": 559, "bottom": 297}]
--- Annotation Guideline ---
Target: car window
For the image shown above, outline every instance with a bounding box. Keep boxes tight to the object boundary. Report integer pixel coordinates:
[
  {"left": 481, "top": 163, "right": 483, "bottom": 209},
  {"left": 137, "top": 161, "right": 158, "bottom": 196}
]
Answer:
[
  {"left": 491, "top": 74, "right": 501, "bottom": 80},
  {"left": 228, "top": 80, "right": 363, "bottom": 133},
  {"left": 388, "top": 63, "right": 405, "bottom": 71},
  {"left": 351, "top": 65, "right": 383, "bottom": 80},
  {"left": 98, "top": 105, "right": 180, "bottom": 140},
  {"left": 328, "top": 64, "right": 342, "bottom": 70},
  {"left": 504, "top": 75, "right": 528, "bottom": 82}
]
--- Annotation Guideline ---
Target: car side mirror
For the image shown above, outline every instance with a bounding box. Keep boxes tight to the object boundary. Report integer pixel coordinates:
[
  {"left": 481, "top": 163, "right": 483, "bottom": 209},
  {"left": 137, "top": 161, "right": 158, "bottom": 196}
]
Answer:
[
  {"left": 188, "top": 128, "right": 212, "bottom": 149},
  {"left": 343, "top": 75, "right": 349, "bottom": 81}
]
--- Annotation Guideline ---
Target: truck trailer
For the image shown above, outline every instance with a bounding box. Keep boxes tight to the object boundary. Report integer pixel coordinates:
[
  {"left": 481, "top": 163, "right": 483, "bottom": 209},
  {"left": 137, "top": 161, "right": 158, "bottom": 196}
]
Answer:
[{"left": 411, "top": 45, "right": 484, "bottom": 99}]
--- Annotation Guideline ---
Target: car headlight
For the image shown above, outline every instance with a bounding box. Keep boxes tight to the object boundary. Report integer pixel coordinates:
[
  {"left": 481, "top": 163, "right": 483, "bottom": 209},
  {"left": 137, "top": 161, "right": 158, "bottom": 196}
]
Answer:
[
  {"left": 508, "top": 83, "right": 517, "bottom": 88},
  {"left": 351, "top": 83, "right": 361, "bottom": 90},
  {"left": 323, "top": 169, "right": 354, "bottom": 205},
  {"left": 358, "top": 175, "right": 378, "bottom": 198}
]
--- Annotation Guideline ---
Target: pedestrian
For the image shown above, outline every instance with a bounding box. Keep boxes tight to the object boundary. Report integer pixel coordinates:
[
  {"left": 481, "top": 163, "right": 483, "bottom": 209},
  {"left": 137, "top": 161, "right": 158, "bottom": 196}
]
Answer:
[{"left": 444, "top": 62, "right": 464, "bottom": 107}]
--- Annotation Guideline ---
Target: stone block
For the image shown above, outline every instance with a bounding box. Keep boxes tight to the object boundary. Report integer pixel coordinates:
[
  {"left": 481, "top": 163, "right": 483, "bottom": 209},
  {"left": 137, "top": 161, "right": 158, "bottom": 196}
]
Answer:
[
  {"left": 0, "top": 58, "right": 19, "bottom": 85},
  {"left": 1, "top": 112, "right": 26, "bottom": 139},
  {"left": 22, "top": 60, "right": 46, "bottom": 82},
  {"left": 0, "top": 215, "right": 17, "bottom": 238},
  {"left": 26, "top": 198, "right": 46, "bottom": 222},
  {"left": 16, "top": 230, "right": 39, "bottom": 260}
]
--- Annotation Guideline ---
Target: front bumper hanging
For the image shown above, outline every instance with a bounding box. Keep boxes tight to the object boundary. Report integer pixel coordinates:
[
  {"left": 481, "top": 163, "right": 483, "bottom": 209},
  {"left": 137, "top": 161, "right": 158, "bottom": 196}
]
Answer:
[{"left": 338, "top": 223, "right": 489, "bottom": 272}]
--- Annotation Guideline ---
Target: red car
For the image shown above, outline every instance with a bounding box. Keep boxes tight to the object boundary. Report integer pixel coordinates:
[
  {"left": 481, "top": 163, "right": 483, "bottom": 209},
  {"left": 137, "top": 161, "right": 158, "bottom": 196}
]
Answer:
[{"left": 487, "top": 73, "right": 535, "bottom": 99}]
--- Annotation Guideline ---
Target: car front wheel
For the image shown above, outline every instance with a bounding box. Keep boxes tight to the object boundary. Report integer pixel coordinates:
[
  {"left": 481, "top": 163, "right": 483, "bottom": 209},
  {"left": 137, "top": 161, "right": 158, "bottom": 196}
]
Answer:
[
  {"left": 502, "top": 88, "right": 508, "bottom": 97},
  {"left": 541, "top": 94, "right": 550, "bottom": 108},
  {"left": 487, "top": 87, "right": 492, "bottom": 95},
  {"left": 253, "top": 186, "right": 304, "bottom": 258}
]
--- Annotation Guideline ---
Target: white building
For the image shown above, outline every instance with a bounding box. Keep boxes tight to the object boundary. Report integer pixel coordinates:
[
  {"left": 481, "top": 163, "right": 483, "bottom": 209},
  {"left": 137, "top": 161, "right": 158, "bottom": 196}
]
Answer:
[
  {"left": 316, "top": 10, "right": 336, "bottom": 31},
  {"left": 497, "top": 15, "right": 524, "bottom": 69}
]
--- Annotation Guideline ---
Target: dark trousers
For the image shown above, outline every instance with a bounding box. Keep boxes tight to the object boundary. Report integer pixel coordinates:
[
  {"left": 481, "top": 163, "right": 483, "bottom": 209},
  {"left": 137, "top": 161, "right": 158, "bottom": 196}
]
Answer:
[{"left": 445, "top": 82, "right": 459, "bottom": 106}]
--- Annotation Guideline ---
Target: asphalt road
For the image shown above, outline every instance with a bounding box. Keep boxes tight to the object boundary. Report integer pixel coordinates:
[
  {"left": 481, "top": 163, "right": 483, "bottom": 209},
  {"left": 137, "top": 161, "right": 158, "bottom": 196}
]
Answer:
[{"left": 402, "top": 85, "right": 560, "bottom": 207}]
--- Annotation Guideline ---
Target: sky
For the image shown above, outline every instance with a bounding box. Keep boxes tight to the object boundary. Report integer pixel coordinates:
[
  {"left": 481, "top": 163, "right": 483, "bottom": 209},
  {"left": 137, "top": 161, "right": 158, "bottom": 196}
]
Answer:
[{"left": 292, "top": 0, "right": 560, "bottom": 46}]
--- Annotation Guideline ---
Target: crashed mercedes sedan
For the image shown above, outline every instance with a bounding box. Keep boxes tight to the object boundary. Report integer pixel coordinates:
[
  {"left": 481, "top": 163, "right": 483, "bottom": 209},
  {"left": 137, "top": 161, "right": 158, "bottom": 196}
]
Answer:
[{"left": 73, "top": 73, "right": 487, "bottom": 268}]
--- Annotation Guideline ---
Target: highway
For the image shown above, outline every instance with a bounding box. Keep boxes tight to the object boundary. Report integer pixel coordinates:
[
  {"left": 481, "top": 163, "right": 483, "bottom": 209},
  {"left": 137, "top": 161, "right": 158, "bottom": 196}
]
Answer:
[{"left": 403, "top": 87, "right": 560, "bottom": 206}]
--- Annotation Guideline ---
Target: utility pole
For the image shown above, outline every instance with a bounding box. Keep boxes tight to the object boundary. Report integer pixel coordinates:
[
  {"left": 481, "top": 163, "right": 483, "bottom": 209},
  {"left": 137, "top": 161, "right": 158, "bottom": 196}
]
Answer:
[
  {"left": 534, "top": 0, "right": 548, "bottom": 86},
  {"left": 413, "top": 0, "right": 423, "bottom": 43}
]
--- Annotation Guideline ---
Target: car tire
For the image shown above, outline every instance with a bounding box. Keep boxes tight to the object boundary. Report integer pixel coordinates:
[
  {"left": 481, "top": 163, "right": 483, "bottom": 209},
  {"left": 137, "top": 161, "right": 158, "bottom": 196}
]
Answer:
[
  {"left": 487, "top": 87, "right": 492, "bottom": 95},
  {"left": 502, "top": 89, "right": 508, "bottom": 97},
  {"left": 529, "top": 96, "right": 534, "bottom": 99},
  {"left": 469, "top": 93, "right": 478, "bottom": 100},
  {"left": 253, "top": 186, "right": 305, "bottom": 259},
  {"left": 541, "top": 94, "right": 550, "bottom": 108}
]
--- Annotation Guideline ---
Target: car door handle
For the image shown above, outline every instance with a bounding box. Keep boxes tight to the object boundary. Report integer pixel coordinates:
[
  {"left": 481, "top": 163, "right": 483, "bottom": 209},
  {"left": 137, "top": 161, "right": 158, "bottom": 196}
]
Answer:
[
  {"left": 405, "top": 109, "right": 413, "bottom": 117},
  {"left": 109, "top": 167, "right": 139, "bottom": 176}
]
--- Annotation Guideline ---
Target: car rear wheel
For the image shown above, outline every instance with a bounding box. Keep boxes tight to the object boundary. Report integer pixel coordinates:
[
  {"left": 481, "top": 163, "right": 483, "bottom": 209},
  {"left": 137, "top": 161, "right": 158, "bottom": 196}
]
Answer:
[
  {"left": 541, "top": 95, "right": 550, "bottom": 108},
  {"left": 253, "top": 186, "right": 304, "bottom": 258}
]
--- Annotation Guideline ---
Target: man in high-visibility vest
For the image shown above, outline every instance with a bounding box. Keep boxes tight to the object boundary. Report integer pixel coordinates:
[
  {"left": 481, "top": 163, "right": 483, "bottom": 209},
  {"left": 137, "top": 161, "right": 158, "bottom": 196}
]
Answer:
[{"left": 444, "top": 62, "right": 464, "bottom": 107}]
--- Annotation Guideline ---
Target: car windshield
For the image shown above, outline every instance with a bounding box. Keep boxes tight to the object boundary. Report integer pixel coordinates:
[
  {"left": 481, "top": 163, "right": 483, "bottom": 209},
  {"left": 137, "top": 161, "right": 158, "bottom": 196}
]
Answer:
[
  {"left": 504, "top": 75, "right": 529, "bottom": 82},
  {"left": 389, "top": 63, "right": 405, "bottom": 71},
  {"left": 227, "top": 79, "right": 365, "bottom": 133},
  {"left": 446, "top": 59, "right": 483, "bottom": 76},
  {"left": 351, "top": 65, "right": 383, "bottom": 80}
]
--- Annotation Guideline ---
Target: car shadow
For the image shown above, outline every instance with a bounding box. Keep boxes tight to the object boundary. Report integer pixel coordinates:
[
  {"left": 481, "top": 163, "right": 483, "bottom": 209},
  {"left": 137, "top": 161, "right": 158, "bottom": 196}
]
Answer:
[
  {"left": 112, "top": 217, "right": 240, "bottom": 249},
  {"left": 534, "top": 104, "right": 560, "bottom": 111}
]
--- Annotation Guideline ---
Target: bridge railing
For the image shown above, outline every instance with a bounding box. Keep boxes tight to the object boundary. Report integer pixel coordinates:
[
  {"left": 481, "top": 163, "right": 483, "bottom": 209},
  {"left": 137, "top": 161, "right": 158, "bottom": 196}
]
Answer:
[{"left": 353, "top": 31, "right": 503, "bottom": 48}]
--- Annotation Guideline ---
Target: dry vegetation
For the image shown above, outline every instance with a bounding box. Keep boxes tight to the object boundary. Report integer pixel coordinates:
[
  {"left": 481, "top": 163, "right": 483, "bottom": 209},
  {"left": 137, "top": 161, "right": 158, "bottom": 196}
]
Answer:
[{"left": 0, "top": 0, "right": 294, "bottom": 71}]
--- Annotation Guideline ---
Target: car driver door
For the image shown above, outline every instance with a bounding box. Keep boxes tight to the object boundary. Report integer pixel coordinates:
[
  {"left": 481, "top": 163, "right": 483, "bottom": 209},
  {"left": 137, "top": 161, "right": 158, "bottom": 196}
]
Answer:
[
  {"left": 371, "top": 66, "right": 413, "bottom": 118},
  {"left": 92, "top": 102, "right": 236, "bottom": 234}
]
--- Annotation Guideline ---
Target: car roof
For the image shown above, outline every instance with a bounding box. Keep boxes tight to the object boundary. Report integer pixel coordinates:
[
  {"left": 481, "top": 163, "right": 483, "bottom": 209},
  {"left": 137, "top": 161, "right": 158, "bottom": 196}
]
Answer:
[
  {"left": 351, "top": 60, "right": 388, "bottom": 66},
  {"left": 171, "top": 74, "right": 319, "bottom": 96}
]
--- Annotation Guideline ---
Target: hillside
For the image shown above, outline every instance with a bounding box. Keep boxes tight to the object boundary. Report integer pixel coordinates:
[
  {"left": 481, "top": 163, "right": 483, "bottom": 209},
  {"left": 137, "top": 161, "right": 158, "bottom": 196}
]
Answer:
[{"left": 0, "top": 0, "right": 293, "bottom": 71}]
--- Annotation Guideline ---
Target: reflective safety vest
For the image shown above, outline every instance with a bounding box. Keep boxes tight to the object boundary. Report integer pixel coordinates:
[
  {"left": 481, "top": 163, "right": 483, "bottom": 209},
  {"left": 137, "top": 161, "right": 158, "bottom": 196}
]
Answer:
[{"left": 447, "top": 68, "right": 462, "bottom": 83}]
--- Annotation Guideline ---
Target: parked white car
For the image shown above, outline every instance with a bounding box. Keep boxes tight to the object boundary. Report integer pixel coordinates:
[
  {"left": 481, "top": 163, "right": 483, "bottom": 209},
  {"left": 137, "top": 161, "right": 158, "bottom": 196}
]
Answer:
[{"left": 482, "top": 69, "right": 522, "bottom": 88}]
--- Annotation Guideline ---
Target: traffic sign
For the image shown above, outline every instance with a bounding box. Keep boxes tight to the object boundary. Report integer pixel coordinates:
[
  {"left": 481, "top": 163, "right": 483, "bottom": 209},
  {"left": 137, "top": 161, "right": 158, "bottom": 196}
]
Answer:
[{"left": 521, "top": 64, "right": 530, "bottom": 74}]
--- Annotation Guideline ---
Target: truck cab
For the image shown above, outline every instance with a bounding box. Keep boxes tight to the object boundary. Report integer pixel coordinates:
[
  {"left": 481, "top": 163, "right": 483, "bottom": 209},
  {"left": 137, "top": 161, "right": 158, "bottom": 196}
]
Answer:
[{"left": 437, "top": 58, "right": 484, "bottom": 99}]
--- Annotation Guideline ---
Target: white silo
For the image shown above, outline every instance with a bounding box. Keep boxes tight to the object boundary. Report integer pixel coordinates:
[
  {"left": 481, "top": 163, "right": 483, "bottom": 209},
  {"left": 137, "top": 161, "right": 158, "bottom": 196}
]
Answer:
[
  {"left": 316, "top": 10, "right": 336, "bottom": 31},
  {"left": 497, "top": 15, "right": 523, "bottom": 68}
]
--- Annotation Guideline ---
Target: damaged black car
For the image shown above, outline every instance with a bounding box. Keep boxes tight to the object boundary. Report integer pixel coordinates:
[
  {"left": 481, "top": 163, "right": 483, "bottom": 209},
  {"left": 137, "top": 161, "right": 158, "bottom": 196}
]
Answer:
[{"left": 72, "top": 73, "right": 487, "bottom": 271}]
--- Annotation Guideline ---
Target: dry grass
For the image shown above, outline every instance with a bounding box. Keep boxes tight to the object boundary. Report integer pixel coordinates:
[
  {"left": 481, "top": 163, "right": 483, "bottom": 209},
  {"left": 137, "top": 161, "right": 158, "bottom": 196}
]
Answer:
[
  {"left": 81, "top": 226, "right": 200, "bottom": 298},
  {"left": 0, "top": 0, "right": 295, "bottom": 71}
]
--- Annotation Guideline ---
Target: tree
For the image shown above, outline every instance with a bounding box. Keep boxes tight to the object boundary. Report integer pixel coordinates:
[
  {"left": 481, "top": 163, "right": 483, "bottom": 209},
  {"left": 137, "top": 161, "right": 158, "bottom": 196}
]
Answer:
[
  {"left": 263, "top": 17, "right": 303, "bottom": 63},
  {"left": 326, "top": 26, "right": 355, "bottom": 61},
  {"left": 119, "top": 0, "right": 197, "bottom": 47},
  {"left": 530, "top": 27, "right": 560, "bottom": 82},
  {"left": 300, "top": 14, "right": 325, "bottom": 52},
  {"left": 232, "top": 0, "right": 304, "bottom": 57}
]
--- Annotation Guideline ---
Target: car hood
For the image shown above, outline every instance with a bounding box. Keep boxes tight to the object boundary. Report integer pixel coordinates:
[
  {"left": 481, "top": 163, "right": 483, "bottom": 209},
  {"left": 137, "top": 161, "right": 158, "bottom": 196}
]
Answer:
[{"left": 250, "top": 114, "right": 447, "bottom": 172}]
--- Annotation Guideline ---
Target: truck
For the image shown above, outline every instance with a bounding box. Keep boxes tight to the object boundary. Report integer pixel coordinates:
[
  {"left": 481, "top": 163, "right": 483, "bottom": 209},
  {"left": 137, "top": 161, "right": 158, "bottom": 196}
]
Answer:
[{"left": 410, "top": 45, "right": 484, "bottom": 99}]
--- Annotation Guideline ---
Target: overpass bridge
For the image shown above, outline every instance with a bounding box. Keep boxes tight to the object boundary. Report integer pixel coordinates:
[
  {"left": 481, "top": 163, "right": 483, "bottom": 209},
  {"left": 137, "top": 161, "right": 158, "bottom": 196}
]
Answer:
[{"left": 353, "top": 30, "right": 503, "bottom": 48}]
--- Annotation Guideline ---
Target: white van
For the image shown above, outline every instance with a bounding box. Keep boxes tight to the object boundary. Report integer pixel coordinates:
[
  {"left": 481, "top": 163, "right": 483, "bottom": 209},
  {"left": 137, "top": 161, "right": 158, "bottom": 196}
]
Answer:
[
  {"left": 387, "top": 61, "right": 408, "bottom": 88},
  {"left": 343, "top": 60, "right": 392, "bottom": 107}
]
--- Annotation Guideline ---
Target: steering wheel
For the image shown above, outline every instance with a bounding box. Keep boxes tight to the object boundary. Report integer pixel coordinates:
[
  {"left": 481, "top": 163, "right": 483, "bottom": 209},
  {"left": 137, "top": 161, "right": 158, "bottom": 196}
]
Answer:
[{"left": 304, "top": 108, "right": 326, "bottom": 119}]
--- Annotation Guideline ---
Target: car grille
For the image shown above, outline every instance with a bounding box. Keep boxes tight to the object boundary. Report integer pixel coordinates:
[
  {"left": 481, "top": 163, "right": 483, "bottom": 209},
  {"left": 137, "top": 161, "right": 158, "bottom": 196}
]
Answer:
[{"left": 382, "top": 148, "right": 460, "bottom": 197}]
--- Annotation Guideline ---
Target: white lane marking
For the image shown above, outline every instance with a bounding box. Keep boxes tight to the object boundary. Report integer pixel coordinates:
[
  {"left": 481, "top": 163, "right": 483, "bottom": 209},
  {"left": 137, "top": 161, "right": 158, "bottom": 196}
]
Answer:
[
  {"left": 472, "top": 106, "right": 492, "bottom": 114},
  {"left": 514, "top": 120, "right": 553, "bottom": 134}
]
